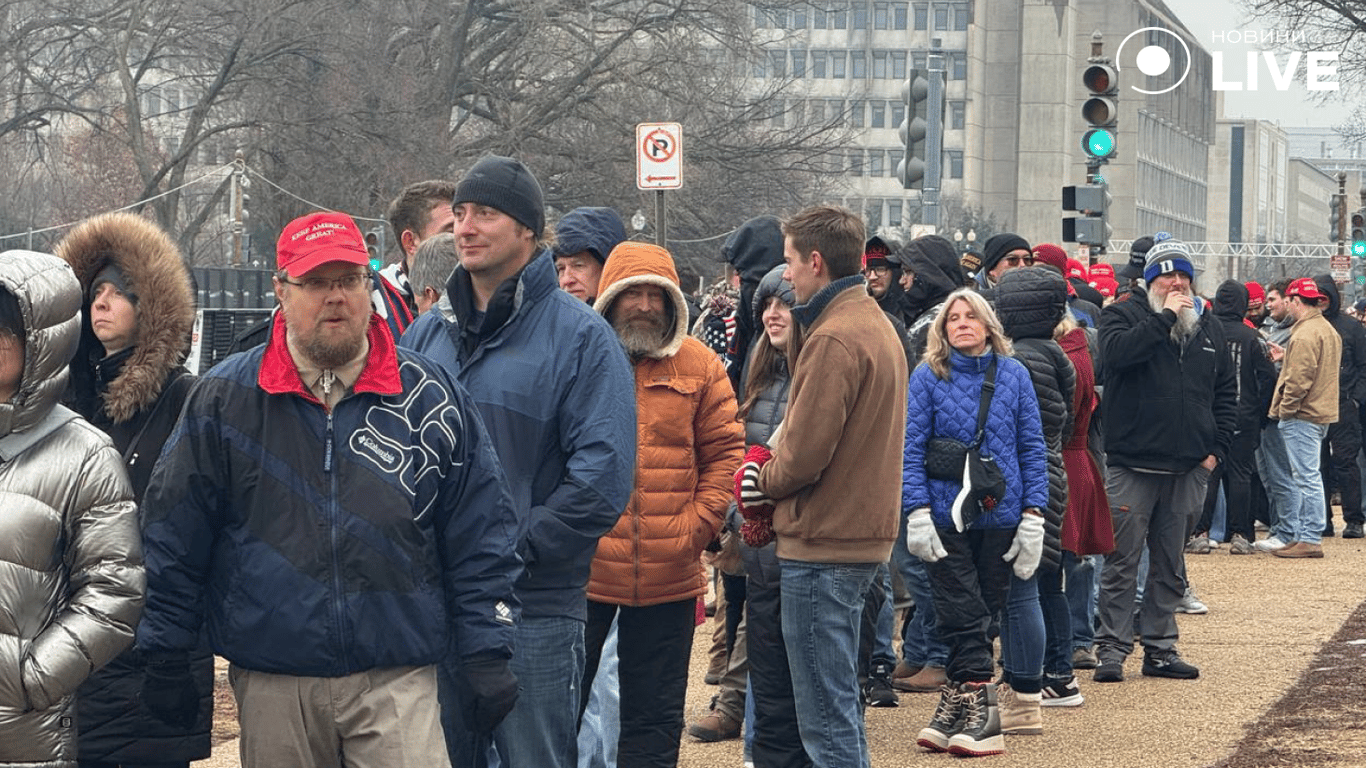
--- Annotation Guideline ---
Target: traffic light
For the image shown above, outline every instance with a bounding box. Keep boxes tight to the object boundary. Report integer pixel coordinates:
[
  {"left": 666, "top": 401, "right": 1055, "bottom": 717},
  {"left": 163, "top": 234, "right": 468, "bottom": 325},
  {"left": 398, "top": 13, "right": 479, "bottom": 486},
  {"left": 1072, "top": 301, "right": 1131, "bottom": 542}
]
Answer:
[
  {"left": 365, "top": 228, "right": 385, "bottom": 271},
  {"left": 1061, "top": 183, "right": 1112, "bottom": 246},
  {"left": 897, "top": 69, "right": 929, "bottom": 190},
  {"left": 1352, "top": 210, "right": 1366, "bottom": 258},
  {"left": 1082, "top": 62, "right": 1118, "bottom": 161},
  {"left": 1331, "top": 194, "right": 1344, "bottom": 242}
]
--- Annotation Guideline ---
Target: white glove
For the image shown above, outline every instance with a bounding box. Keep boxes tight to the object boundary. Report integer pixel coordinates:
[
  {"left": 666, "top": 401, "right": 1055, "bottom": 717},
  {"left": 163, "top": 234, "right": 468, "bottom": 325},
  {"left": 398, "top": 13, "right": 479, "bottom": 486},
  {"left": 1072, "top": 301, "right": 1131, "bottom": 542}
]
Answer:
[
  {"left": 739, "top": 462, "right": 772, "bottom": 510},
  {"left": 1003, "top": 511, "right": 1045, "bottom": 579},
  {"left": 904, "top": 508, "right": 946, "bottom": 563}
]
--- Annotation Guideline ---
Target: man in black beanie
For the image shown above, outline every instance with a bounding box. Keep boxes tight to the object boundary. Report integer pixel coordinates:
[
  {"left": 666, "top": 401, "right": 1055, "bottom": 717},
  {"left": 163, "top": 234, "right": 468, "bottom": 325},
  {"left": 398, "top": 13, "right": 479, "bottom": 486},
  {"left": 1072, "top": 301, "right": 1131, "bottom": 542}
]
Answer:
[
  {"left": 401, "top": 155, "right": 637, "bottom": 768},
  {"left": 974, "top": 232, "right": 1033, "bottom": 290},
  {"left": 1118, "top": 235, "right": 1155, "bottom": 295}
]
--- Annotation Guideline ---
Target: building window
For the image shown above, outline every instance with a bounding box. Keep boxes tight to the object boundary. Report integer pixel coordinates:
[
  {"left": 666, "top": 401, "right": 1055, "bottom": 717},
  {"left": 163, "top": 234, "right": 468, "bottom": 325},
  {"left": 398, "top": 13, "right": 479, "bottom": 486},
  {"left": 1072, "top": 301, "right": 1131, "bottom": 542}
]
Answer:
[
  {"left": 950, "top": 100, "right": 965, "bottom": 130},
  {"left": 753, "top": 56, "right": 768, "bottom": 78},
  {"left": 772, "top": 100, "right": 786, "bottom": 128},
  {"left": 875, "top": 2, "right": 889, "bottom": 29},
  {"left": 873, "top": 51, "right": 888, "bottom": 79},
  {"left": 811, "top": 99, "right": 826, "bottom": 123},
  {"left": 755, "top": 6, "right": 768, "bottom": 28},
  {"left": 912, "top": 51, "right": 926, "bottom": 69},
  {"left": 811, "top": 50, "right": 828, "bottom": 78},
  {"left": 793, "top": 6, "right": 807, "bottom": 28},
  {"left": 935, "top": 5, "right": 949, "bottom": 30},
  {"left": 949, "top": 51, "right": 966, "bottom": 80},
  {"left": 894, "top": 2, "right": 908, "bottom": 29},
  {"left": 792, "top": 49, "right": 808, "bottom": 77},
  {"left": 891, "top": 101, "right": 905, "bottom": 128},
  {"left": 867, "top": 199, "right": 883, "bottom": 229},
  {"left": 814, "top": 6, "right": 827, "bottom": 28},
  {"left": 892, "top": 50, "right": 907, "bottom": 80},
  {"left": 772, "top": 7, "right": 788, "bottom": 28},
  {"left": 914, "top": 3, "right": 928, "bottom": 29},
  {"left": 870, "top": 100, "right": 886, "bottom": 128},
  {"left": 851, "top": 50, "right": 867, "bottom": 79},
  {"left": 771, "top": 49, "right": 787, "bottom": 78},
  {"left": 832, "top": 51, "right": 847, "bottom": 78},
  {"left": 869, "top": 151, "right": 885, "bottom": 177},
  {"left": 831, "top": 99, "right": 846, "bottom": 124},
  {"left": 888, "top": 199, "right": 903, "bottom": 228},
  {"left": 850, "top": 100, "right": 865, "bottom": 128},
  {"left": 832, "top": 2, "right": 847, "bottom": 29},
  {"left": 954, "top": 3, "right": 970, "bottom": 30},
  {"left": 948, "top": 150, "right": 964, "bottom": 179},
  {"left": 850, "top": 150, "right": 864, "bottom": 176},
  {"left": 853, "top": 2, "right": 869, "bottom": 29}
]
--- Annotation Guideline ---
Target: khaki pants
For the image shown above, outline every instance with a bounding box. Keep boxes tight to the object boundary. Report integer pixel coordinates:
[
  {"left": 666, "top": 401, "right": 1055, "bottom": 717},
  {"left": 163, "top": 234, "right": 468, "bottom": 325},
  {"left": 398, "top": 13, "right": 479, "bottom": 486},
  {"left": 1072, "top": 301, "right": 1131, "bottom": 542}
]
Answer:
[{"left": 230, "top": 664, "right": 449, "bottom": 768}]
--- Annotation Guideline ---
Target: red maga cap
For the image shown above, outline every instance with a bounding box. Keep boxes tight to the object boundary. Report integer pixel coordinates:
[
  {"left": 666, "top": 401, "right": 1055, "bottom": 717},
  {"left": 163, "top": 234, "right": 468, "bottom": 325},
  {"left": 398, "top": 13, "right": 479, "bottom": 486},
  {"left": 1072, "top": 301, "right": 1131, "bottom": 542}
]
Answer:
[
  {"left": 276, "top": 211, "right": 370, "bottom": 278},
  {"left": 1286, "top": 277, "right": 1326, "bottom": 302}
]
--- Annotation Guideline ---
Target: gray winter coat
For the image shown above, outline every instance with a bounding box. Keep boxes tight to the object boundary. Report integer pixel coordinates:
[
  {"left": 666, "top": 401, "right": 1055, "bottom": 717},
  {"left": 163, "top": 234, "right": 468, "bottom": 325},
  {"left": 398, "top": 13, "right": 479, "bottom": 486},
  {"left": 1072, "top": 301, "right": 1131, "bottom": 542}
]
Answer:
[{"left": 0, "top": 251, "right": 143, "bottom": 768}]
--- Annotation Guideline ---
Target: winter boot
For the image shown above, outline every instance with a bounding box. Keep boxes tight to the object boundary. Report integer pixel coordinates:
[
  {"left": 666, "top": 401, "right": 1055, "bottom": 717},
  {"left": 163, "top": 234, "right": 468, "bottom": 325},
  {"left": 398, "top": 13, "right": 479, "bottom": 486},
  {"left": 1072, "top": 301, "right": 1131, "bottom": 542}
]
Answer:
[
  {"left": 916, "top": 684, "right": 964, "bottom": 752},
  {"left": 947, "top": 682, "right": 1005, "bottom": 756},
  {"left": 996, "top": 681, "right": 1042, "bottom": 735}
]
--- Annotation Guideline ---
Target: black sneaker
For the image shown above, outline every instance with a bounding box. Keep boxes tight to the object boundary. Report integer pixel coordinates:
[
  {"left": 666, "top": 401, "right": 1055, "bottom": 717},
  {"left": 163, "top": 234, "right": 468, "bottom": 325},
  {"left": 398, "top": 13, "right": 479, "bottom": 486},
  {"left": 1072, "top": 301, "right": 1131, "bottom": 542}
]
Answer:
[
  {"left": 863, "top": 662, "right": 899, "bottom": 708},
  {"left": 1040, "top": 675, "right": 1084, "bottom": 707},
  {"left": 1345, "top": 522, "right": 1365, "bottom": 539},
  {"left": 1141, "top": 649, "right": 1200, "bottom": 679},
  {"left": 1093, "top": 658, "right": 1124, "bottom": 683}
]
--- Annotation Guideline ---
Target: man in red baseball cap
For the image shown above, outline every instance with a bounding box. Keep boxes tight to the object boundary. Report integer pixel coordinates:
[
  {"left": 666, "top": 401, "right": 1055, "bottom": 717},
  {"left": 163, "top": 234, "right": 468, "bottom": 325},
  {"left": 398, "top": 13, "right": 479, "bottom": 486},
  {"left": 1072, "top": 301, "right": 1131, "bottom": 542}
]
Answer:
[{"left": 1263, "top": 277, "right": 1341, "bottom": 558}]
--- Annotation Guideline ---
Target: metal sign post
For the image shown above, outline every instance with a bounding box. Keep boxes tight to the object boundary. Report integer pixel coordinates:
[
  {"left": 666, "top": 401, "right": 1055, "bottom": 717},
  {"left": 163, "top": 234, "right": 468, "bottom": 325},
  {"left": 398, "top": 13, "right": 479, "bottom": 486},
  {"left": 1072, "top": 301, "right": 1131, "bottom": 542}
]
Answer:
[{"left": 636, "top": 122, "right": 682, "bottom": 247}]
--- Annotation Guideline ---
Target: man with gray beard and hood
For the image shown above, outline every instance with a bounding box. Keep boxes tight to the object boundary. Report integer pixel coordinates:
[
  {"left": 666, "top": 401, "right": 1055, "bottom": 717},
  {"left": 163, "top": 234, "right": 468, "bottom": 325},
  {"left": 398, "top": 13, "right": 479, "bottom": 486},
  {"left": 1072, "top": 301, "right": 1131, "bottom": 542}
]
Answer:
[{"left": 1091, "top": 238, "right": 1236, "bottom": 684}]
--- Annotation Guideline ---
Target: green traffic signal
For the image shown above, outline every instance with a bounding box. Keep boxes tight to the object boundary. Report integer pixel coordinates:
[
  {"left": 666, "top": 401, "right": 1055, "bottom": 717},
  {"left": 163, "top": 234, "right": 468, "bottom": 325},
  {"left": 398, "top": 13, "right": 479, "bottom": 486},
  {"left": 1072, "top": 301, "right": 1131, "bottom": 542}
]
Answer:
[
  {"left": 1353, "top": 241, "right": 1366, "bottom": 257},
  {"left": 1083, "top": 129, "right": 1114, "bottom": 158}
]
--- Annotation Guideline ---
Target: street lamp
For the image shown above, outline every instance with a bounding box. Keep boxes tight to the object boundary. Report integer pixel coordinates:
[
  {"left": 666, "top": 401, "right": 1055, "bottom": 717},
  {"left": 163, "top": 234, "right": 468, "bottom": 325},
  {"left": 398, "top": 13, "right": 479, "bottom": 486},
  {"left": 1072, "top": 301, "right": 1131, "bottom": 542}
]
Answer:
[{"left": 631, "top": 209, "right": 647, "bottom": 233}]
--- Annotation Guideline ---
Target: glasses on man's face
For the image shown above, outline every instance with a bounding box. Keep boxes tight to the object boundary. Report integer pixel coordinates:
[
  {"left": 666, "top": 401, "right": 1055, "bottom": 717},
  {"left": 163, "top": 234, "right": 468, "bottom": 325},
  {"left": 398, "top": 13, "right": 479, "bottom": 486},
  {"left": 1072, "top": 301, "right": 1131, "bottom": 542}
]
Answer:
[
  {"left": 864, "top": 265, "right": 890, "bottom": 277},
  {"left": 284, "top": 271, "right": 371, "bottom": 295},
  {"left": 1003, "top": 256, "right": 1034, "bottom": 267}
]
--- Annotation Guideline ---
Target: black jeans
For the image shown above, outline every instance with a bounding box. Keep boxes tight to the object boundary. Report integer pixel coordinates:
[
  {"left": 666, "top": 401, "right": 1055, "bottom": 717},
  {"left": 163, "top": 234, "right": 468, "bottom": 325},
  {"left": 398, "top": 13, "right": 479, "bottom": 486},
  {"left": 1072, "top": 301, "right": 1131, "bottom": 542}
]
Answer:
[
  {"left": 583, "top": 599, "right": 695, "bottom": 768},
  {"left": 925, "top": 527, "right": 1015, "bottom": 684},
  {"left": 1323, "top": 405, "right": 1364, "bottom": 526},
  {"left": 744, "top": 548, "right": 814, "bottom": 768},
  {"left": 1198, "top": 428, "right": 1259, "bottom": 540}
]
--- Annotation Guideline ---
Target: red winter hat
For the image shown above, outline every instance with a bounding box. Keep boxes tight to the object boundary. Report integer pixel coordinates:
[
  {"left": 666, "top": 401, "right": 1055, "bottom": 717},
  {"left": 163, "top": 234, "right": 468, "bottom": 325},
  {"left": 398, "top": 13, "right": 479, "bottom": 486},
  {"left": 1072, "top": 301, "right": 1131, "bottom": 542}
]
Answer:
[
  {"left": 1093, "top": 277, "right": 1118, "bottom": 298},
  {"left": 1066, "top": 259, "right": 1089, "bottom": 281},
  {"left": 1287, "top": 276, "right": 1327, "bottom": 302},
  {"left": 1031, "top": 243, "right": 1068, "bottom": 274},
  {"left": 1089, "top": 263, "right": 1115, "bottom": 280},
  {"left": 1245, "top": 281, "right": 1265, "bottom": 310},
  {"left": 276, "top": 211, "right": 370, "bottom": 278}
]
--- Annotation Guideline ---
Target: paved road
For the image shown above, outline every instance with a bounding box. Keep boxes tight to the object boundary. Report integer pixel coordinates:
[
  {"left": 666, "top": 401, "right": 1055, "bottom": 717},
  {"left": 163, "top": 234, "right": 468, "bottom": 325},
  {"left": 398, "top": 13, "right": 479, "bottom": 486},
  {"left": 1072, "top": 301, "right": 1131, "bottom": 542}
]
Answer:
[{"left": 197, "top": 533, "right": 1366, "bottom": 767}]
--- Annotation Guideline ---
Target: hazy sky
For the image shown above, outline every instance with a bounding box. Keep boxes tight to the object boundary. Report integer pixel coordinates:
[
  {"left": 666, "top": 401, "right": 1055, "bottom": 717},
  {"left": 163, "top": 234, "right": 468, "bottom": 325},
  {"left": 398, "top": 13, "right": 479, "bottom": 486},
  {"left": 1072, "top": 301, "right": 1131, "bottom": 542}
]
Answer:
[{"left": 1163, "top": 0, "right": 1359, "bottom": 128}]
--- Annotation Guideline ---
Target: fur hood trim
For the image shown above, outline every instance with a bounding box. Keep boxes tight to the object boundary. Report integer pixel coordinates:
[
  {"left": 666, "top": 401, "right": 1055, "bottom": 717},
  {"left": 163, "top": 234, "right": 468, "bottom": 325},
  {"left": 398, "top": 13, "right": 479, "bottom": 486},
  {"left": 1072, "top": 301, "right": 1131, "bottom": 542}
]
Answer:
[{"left": 56, "top": 212, "right": 194, "bottom": 423}]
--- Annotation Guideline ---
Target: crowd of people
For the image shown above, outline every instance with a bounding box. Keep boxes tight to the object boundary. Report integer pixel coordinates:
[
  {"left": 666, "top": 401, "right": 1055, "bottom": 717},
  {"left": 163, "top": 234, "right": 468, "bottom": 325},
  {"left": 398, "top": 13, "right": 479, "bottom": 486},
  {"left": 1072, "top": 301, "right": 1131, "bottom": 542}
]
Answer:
[{"left": 0, "top": 154, "right": 1355, "bottom": 768}]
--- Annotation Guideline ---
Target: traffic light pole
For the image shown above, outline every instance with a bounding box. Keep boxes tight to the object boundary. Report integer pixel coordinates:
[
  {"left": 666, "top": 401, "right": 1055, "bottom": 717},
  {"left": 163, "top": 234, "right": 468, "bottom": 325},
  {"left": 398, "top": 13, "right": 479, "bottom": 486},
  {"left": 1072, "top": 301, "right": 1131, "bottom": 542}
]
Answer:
[{"left": 921, "top": 38, "right": 945, "bottom": 229}]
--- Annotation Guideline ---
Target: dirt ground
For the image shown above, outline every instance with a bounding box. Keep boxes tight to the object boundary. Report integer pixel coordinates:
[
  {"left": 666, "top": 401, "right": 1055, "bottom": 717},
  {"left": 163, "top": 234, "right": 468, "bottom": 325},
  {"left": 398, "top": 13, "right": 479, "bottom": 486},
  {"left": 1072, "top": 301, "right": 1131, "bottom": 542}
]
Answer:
[{"left": 196, "top": 532, "right": 1366, "bottom": 768}]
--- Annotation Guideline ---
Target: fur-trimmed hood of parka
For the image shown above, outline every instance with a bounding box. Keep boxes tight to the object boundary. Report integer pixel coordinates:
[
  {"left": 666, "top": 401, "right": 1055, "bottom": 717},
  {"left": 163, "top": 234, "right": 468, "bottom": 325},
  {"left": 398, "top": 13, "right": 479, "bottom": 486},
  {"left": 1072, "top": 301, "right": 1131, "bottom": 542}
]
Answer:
[
  {"left": 593, "top": 241, "right": 690, "bottom": 359},
  {"left": 56, "top": 212, "right": 194, "bottom": 424}
]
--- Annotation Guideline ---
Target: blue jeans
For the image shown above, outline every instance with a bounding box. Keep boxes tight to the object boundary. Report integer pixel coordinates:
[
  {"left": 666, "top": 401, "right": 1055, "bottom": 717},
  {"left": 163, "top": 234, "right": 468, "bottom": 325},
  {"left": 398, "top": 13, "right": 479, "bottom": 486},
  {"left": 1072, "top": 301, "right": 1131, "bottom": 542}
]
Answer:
[
  {"left": 1279, "top": 419, "right": 1330, "bottom": 544},
  {"left": 1063, "top": 552, "right": 1096, "bottom": 650},
  {"left": 1000, "top": 572, "right": 1045, "bottom": 693},
  {"left": 781, "top": 559, "right": 878, "bottom": 768},
  {"left": 872, "top": 563, "right": 896, "bottom": 666},
  {"left": 495, "top": 616, "right": 585, "bottom": 768},
  {"left": 1259, "top": 422, "right": 1294, "bottom": 532},
  {"left": 891, "top": 517, "right": 948, "bottom": 668},
  {"left": 577, "top": 618, "right": 618, "bottom": 768}
]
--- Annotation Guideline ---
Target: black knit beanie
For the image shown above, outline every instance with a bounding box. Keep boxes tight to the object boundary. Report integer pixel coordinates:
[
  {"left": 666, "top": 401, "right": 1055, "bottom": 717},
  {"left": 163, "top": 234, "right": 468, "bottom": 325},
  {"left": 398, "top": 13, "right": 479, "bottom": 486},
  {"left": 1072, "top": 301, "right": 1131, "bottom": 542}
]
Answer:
[
  {"left": 981, "top": 233, "right": 1031, "bottom": 274},
  {"left": 453, "top": 155, "right": 545, "bottom": 237},
  {"left": 91, "top": 263, "right": 137, "bottom": 305}
]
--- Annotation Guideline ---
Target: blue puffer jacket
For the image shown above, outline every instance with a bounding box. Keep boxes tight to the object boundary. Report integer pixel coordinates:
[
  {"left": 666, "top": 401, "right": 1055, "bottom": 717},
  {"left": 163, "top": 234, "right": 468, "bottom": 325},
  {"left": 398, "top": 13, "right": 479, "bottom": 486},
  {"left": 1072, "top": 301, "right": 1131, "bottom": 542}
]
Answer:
[
  {"left": 138, "top": 316, "right": 521, "bottom": 675},
  {"left": 903, "top": 350, "right": 1050, "bottom": 529},
  {"left": 400, "top": 248, "right": 636, "bottom": 621}
]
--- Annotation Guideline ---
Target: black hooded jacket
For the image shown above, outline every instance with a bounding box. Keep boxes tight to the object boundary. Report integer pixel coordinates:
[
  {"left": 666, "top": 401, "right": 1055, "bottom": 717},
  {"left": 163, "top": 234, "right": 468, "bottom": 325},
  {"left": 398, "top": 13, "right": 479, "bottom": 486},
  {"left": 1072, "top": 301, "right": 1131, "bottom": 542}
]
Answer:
[
  {"left": 1212, "top": 280, "right": 1278, "bottom": 433},
  {"left": 895, "top": 235, "right": 965, "bottom": 358},
  {"left": 723, "top": 216, "right": 785, "bottom": 390},
  {"left": 996, "top": 267, "right": 1075, "bottom": 574},
  {"left": 1313, "top": 275, "right": 1366, "bottom": 405}
]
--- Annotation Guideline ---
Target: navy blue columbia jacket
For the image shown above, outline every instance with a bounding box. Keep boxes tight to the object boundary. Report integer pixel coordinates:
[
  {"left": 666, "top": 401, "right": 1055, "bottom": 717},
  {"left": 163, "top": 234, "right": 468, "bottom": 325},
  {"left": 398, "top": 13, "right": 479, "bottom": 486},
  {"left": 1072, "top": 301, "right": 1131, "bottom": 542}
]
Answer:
[
  {"left": 401, "top": 247, "right": 636, "bottom": 621},
  {"left": 138, "top": 314, "right": 521, "bottom": 675}
]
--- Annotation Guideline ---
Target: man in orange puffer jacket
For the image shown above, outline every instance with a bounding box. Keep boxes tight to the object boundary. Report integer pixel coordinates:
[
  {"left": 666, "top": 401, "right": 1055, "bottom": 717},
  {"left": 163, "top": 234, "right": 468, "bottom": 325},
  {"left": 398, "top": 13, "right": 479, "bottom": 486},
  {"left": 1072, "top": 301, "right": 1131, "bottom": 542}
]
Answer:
[{"left": 584, "top": 241, "right": 744, "bottom": 768}]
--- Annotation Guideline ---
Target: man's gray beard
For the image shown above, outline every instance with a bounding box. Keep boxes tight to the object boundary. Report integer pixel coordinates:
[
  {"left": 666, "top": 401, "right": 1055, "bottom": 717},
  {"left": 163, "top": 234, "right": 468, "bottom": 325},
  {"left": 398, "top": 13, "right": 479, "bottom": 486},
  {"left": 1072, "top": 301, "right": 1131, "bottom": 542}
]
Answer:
[
  {"left": 1148, "top": 289, "right": 1199, "bottom": 342},
  {"left": 614, "top": 314, "right": 668, "bottom": 356},
  {"left": 305, "top": 331, "right": 366, "bottom": 369}
]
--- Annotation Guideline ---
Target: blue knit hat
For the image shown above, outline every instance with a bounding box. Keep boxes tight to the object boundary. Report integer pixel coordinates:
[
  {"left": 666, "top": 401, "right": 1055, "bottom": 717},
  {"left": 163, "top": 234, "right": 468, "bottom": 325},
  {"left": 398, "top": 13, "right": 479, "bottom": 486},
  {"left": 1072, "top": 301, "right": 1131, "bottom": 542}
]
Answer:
[{"left": 1143, "top": 239, "right": 1195, "bottom": 283}]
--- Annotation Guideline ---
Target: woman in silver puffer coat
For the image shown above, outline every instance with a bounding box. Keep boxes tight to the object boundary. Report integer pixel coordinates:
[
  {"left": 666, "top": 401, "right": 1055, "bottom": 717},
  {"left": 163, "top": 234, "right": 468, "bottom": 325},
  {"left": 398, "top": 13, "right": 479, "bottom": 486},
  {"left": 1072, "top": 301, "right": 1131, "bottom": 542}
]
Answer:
[{"left": 0, "top": 251, "right": 144, "bottom": 768}]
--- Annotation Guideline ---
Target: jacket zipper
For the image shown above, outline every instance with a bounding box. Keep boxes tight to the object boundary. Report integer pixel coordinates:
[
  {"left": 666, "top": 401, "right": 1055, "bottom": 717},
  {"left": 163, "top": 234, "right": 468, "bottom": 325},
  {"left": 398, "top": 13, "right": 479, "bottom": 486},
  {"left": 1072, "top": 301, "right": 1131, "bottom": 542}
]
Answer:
[{"left": 324, "top": 407, "right": 350, "bottom": 670}]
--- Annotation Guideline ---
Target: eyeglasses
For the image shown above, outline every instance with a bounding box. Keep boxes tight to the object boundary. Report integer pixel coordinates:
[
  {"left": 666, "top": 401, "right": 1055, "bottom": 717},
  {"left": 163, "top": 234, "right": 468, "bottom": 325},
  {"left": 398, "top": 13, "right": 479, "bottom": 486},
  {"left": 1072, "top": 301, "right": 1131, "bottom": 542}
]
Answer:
[
  {"left": 283, "top": 271, "right": 371, "bottom": 295},
  {"left": 1003, "top": 256, "right": 1035, "bottom": 267},
  {"left": 863, "top": 265, "right": 890, "bottom": 277}
]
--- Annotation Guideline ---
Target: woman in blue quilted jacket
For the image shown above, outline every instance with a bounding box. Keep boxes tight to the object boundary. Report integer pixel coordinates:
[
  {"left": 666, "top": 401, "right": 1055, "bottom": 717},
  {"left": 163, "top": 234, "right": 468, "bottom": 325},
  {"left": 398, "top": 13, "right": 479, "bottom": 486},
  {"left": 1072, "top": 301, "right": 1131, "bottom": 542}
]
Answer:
[{"left": 901, "top": 288, "right": 1049, "bottom": 758}]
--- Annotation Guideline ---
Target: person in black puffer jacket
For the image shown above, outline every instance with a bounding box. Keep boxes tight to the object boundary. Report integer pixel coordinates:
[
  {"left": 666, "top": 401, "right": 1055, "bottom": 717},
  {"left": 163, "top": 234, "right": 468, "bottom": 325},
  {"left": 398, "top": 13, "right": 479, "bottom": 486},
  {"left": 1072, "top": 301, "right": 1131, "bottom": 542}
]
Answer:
[
  {"left": 56, "top": 212, "right": 213, "bottom": 768},
  {"left": 993, "top": 266, "right": 1078, "bottom": 729},
  {"left": 1312, "top": 275, "right": 1366, "bottom": 538},
  {"left": 889, "top": 235, "right": 966, "bottom": 359}
]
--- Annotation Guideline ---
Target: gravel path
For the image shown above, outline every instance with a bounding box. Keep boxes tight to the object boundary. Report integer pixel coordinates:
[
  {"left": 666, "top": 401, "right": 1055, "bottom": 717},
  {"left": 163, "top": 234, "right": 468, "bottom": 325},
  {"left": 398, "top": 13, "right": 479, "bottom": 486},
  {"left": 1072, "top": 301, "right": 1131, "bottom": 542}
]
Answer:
[{"left": 195, "top": 532, "right": 1366, "bottom": 767}]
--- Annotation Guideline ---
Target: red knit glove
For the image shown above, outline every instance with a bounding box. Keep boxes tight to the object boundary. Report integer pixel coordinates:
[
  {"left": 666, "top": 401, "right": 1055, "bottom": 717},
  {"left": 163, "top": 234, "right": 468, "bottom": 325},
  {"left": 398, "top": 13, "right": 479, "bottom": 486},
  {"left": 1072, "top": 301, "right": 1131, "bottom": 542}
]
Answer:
[
  {"left": 740, "top": 516, "right": 776, "bottom": 548},
  {"left": 734, "top": 444, "right": 775, "bottom": 519}
]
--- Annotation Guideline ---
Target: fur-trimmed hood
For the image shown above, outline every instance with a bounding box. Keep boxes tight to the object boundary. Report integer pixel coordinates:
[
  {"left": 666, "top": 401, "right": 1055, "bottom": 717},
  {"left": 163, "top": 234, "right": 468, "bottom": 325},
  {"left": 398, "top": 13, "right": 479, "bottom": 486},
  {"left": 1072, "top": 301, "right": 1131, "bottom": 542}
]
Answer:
[
  {"left": 56, "top": 212, "right": 194, "bottom": 424},
  {"left": 593, "top": 242, "right": 689, "bottom": 359}
]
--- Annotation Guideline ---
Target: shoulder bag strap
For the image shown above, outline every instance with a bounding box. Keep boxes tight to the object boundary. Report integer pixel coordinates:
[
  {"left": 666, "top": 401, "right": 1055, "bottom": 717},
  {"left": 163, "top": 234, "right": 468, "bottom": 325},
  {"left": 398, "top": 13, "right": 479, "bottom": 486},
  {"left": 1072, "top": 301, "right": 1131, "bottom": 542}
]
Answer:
[{"left": 971, "top": 355, "right": 998, "bottom": 448}]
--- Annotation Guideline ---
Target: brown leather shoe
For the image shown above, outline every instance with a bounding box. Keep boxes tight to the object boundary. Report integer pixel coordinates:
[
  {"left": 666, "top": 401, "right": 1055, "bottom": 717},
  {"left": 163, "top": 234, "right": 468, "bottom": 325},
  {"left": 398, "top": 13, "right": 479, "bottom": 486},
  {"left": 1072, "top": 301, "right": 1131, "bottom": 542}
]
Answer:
[
  {"left": 895, "top": 664, "right": 947, "bottom": 692},
  {"left": 1273, "top": 541, "right": 1325, "bottom": 559},
  {"left": 687, "top": 710, "right": 741, "bottom": 742},
  {"left": 892, "top": 661, "right": 921, "bottom": 682}
]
